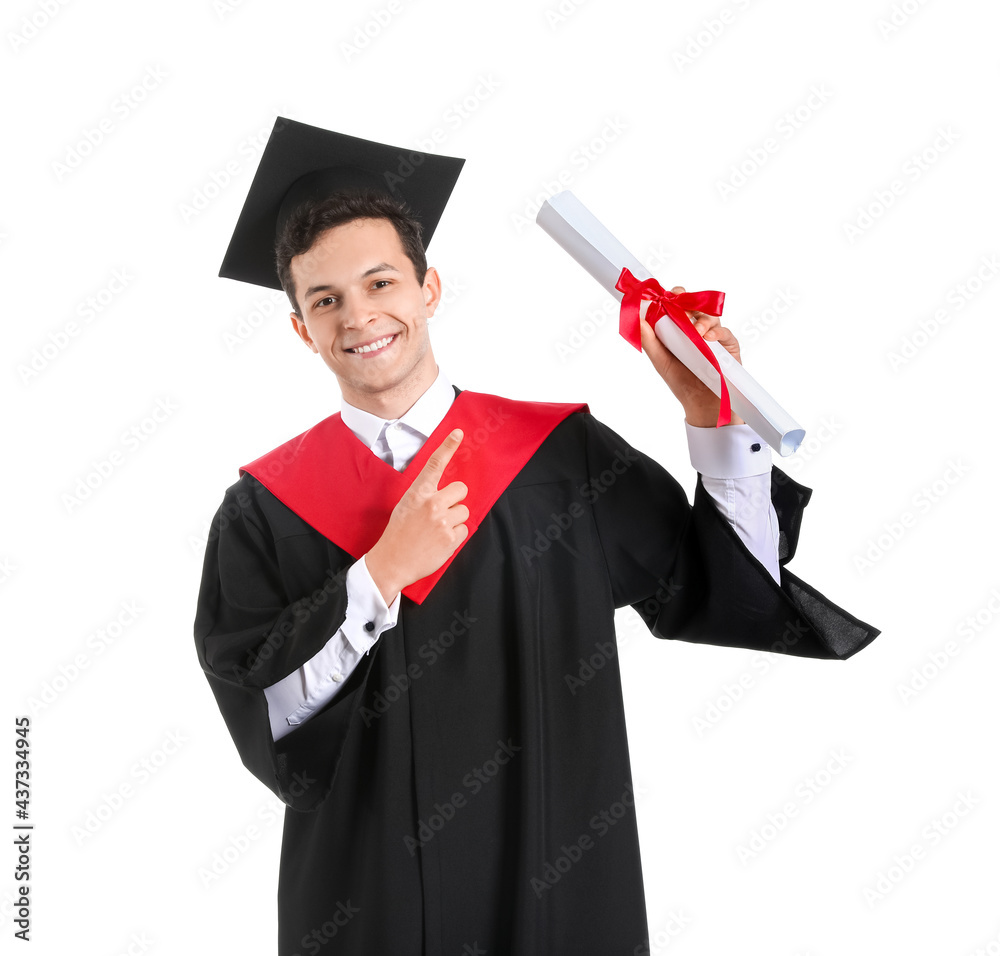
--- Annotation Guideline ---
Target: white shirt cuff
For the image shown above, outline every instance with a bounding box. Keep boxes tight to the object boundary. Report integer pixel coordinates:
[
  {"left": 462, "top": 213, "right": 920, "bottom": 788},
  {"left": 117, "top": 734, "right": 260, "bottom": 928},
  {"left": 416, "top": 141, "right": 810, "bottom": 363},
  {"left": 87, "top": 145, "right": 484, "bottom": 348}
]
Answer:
[
  {"left": 685, "top": 421, "right": 772, "bottom": 479},
  {"left": 262, "top": 557, "right": 400, "bottom": 741},
  {"left": 342, "top": 555, "right": 400, "bottom": 655},
  {"left": 686, "top": 424, "right": 781, "bottom": 584}
]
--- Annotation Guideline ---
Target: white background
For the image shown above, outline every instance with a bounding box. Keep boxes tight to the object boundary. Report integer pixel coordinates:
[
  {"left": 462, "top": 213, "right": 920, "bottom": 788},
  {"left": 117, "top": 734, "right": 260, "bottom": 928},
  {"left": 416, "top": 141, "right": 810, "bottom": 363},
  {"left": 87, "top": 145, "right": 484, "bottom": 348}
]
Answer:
[{"left": 4, "top": 0, "right": 999, "bottom": 953}]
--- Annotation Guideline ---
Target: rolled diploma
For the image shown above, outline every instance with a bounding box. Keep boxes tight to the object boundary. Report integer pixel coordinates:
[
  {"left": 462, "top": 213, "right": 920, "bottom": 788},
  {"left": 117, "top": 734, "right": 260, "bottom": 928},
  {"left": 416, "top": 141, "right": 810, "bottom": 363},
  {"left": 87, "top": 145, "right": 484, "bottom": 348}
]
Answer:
[{"left": 536, "top": 190, "right": 805, "bottom": 456}]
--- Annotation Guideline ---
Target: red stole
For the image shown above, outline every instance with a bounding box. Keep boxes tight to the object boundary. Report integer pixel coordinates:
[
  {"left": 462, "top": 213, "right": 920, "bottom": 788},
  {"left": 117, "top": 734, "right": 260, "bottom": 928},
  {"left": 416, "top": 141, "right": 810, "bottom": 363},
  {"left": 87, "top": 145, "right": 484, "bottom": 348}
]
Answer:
[{"left": 240, "top": 390, "right": 588, "bottom": 603}]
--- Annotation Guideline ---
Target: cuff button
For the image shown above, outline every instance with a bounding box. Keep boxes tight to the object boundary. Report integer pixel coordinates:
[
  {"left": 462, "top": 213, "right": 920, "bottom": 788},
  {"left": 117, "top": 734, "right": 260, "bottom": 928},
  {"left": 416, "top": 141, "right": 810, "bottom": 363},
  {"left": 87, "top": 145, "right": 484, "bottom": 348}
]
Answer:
[
  {"left": 364, "top": 621, "right": 375, "bottom": 632},
  {"left": 750, "top": 442, "right": 761, "bottom": 453}
]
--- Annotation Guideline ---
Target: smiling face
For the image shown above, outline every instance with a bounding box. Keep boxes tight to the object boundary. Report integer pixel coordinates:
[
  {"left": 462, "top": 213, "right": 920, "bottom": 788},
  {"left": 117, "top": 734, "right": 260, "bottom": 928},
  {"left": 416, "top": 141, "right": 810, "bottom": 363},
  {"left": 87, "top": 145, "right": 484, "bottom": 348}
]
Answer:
[{"left": 288, "top": 218, "right": 442, "bottom": 418}]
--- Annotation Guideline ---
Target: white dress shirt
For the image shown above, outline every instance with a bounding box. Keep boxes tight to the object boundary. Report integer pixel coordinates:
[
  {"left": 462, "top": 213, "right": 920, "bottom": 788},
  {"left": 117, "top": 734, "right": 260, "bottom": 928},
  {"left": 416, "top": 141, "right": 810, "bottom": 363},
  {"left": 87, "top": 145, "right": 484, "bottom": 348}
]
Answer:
[{"left": 263, "top": 370, "right": 781, "bottom": 740}]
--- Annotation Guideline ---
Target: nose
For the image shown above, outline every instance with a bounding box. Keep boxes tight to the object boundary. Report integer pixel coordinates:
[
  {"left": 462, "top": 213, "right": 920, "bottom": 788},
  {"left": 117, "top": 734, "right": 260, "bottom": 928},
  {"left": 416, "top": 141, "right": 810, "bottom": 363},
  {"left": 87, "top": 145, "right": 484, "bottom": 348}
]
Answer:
[{"left": 340, "top": 290, "right": 379, "bottom": 330}]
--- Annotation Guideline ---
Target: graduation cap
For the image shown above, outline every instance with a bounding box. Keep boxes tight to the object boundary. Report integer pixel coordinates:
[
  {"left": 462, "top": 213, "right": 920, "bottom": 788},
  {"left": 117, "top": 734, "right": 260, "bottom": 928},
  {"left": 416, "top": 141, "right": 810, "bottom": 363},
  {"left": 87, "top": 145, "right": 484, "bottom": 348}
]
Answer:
[{"left": 219, "top": 117, "right": 465, "bottom": 291}]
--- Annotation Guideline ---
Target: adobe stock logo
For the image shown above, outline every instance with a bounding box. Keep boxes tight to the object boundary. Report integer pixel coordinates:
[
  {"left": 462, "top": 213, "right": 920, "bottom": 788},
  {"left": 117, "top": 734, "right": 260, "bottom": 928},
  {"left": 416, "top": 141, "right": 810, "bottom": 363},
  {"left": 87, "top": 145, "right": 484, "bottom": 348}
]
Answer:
[
  {"left": 8, "top": 0, "right": 72, "bottom": 53},
  {"left": 862, "top": 791, "right": 978, "bottom": 906},
  {"left": 853, "top": 459, "right": 971, "bottom": 574},
  {"left": 886, "top": 256, "right": 998, "bottom": 371},
  {"left": 734, "top": 749, "right": 852, "bottom": 864},
  {"left": 716, "top": 86, "right": 833, "bottom": 200},
  {"left": 51, "top": 67, "right": 168, "bottom": 181},
  {"left": 340, "top": 1, "right": 404, "bottom": 62},
  {"left": 17, "top": 269, "right": 134, "bottom": 384},
  {"left": 842, "top": 127, "right": 959, "bottom": 244},
  {"left": 672, "top": 0, "right": 756, "bottom": 72}
]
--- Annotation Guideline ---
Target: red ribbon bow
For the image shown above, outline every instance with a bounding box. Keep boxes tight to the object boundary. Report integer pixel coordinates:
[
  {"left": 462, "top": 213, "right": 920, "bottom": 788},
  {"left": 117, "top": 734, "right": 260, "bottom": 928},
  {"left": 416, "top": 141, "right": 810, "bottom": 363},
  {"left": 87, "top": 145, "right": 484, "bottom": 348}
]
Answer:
[{"left": 615, "top": 267, "right": 731, "bottom": 428}]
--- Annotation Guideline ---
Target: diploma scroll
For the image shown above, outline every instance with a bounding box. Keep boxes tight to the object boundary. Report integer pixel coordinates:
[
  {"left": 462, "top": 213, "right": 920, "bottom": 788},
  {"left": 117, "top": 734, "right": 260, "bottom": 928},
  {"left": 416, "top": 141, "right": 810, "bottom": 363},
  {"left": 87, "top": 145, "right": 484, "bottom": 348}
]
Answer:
[{"left": 536, "top": 190, "right": 805, "bottom": 456}]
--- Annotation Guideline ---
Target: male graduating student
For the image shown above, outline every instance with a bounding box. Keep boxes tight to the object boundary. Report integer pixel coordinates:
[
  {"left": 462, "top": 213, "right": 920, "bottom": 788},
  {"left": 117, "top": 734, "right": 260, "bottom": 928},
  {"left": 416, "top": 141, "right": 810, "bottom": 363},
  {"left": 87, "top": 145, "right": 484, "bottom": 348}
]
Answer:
[{"left": 195, "top": 118, "right": 878, "bottom": 956}]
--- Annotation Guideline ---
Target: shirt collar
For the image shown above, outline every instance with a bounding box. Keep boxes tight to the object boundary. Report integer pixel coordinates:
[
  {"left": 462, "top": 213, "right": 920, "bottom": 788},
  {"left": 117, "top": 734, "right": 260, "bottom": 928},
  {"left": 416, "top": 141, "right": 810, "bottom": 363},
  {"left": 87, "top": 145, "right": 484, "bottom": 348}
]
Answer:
[{"left": 340, "top": 369, "right": 455, "bottom": 450}]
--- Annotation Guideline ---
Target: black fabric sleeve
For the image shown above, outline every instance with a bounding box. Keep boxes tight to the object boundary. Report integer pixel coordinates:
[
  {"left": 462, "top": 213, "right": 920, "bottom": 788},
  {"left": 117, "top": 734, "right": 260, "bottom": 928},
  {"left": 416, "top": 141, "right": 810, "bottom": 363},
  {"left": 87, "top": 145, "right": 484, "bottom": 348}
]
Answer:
[
  {"left": 583, "top": 414, "right": 879, "bottom": 660},
  {"left": 193, "top": 475, "right": 380, "bottom": 810}
]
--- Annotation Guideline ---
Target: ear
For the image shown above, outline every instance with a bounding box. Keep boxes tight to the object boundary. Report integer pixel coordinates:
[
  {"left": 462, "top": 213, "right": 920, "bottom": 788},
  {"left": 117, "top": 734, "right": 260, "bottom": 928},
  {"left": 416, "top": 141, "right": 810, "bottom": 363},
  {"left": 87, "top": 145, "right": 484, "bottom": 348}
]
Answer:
[
  {"left": 289, "top": 312, "right": 318, "bottom": 352},
  {"left": 422, "top": 266, "right": 443, "bottom": 319}
]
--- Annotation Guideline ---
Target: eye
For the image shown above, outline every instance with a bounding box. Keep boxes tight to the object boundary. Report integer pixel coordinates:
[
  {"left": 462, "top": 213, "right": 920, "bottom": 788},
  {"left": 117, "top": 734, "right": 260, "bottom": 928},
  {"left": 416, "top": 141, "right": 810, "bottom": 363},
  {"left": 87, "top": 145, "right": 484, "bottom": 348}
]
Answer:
[
  {"left": 372, "top": 279, "right": 392, "bottom": 290},
  {"left": 315, "top": 295, "right": 337, "bottom": 309}
]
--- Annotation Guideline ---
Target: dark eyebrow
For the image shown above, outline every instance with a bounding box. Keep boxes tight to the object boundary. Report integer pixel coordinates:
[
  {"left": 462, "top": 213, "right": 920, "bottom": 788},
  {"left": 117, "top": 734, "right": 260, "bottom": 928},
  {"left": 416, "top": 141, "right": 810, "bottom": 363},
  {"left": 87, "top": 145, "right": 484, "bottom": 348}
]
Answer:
[
  {"left": 304, "top": 263, "right": 400, "bottom": 302},
  {"left": 304, "top": 283, "right": 334, "bottom": 300},
  {"left": 361, "top": 262, "right": 400, "bottom": 279}
]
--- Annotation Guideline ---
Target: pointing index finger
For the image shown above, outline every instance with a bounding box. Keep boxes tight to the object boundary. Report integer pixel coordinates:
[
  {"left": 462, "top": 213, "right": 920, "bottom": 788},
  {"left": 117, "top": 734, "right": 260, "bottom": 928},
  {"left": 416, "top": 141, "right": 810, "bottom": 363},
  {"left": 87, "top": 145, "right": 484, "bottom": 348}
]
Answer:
[{"left": 419, "top": 429, "right": 464, "bottom": 489}]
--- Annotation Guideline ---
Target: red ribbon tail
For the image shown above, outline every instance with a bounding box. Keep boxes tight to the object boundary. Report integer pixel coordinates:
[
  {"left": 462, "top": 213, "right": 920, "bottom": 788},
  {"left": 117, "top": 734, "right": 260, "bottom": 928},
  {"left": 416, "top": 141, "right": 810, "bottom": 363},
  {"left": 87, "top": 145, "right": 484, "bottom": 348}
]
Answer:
[
  {"left": 615, "top": 268, "right": 643, "bottom": 351},
  {"left": 616, "top": 267, "right": 731, "bottom": 427},
  {"left": 662, "top": 301, "right": 732, "bottom": 428}
]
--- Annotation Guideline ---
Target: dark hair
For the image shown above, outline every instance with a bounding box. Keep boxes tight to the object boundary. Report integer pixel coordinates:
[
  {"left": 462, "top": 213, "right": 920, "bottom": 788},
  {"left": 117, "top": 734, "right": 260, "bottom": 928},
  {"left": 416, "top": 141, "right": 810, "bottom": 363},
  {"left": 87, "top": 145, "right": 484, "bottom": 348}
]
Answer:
[{"left": 275, "top": 189, "right": 427, "bottom": 316}]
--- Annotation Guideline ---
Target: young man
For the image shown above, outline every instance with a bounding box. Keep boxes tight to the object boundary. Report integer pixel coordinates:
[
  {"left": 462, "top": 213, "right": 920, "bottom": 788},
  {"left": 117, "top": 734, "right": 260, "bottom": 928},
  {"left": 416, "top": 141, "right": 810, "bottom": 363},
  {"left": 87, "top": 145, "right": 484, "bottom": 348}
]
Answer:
[{"left": 195, "top": 118, "right": 878, "bottom": 956}]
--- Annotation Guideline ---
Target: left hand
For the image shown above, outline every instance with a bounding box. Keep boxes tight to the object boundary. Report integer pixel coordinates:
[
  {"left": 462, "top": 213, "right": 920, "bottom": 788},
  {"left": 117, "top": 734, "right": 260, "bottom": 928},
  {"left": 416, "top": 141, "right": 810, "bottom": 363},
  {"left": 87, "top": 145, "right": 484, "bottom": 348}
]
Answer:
[{"left": 638, "top": 285, "right": 745, "bottom": 427}]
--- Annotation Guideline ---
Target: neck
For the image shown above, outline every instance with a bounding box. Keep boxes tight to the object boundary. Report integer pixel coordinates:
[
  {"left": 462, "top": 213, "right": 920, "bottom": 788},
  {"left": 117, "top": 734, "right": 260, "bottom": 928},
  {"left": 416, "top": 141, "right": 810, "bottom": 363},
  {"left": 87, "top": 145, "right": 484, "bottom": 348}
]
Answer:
[{"left": 343, "top": 365, "right": 439, "bottom": 421}]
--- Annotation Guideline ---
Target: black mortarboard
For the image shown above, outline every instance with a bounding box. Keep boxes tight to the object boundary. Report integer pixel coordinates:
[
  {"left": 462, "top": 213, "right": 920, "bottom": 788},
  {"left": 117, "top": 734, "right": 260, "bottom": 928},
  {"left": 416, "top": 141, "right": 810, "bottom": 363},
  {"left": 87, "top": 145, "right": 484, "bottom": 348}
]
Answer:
[{"left": 219, "top": 117, "right": 465, "bottom": 291}]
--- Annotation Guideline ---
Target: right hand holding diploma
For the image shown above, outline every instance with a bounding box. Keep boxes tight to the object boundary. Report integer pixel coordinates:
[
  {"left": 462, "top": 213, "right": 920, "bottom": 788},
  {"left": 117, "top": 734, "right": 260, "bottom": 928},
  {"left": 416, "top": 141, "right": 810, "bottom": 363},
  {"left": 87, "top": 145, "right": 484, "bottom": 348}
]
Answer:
[
  {"left": 365, "top": 429, "right": 470, "bottom": 604},
  {"left": 536, "top": 190, "right": 806, "bottom": 454},
  {"left": 639, "top": 286, "right": 746, "bottom": 429}
]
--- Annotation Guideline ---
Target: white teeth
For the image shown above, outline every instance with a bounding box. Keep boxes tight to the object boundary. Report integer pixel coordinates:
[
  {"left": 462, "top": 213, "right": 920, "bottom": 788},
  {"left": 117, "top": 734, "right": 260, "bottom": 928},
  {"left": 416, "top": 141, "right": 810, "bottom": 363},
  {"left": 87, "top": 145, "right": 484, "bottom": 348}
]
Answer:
[{"left": 353, "top": 335, "right": 394, "bottom": 354}]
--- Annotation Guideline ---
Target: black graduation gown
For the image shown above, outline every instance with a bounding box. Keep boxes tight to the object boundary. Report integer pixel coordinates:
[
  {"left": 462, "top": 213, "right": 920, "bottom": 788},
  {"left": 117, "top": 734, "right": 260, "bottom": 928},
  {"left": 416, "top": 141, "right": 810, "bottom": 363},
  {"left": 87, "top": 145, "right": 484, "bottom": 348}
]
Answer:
[{"left": 194, "top": 397, "right": 878, "bottom": 956}]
